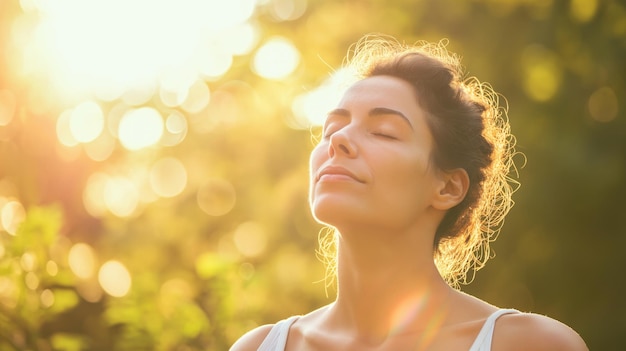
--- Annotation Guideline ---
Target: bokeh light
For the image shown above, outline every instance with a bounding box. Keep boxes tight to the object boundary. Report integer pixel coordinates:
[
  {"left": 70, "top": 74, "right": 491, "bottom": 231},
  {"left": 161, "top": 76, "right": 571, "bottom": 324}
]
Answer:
[
  {"left": 197, "top": 179, "right": 236, "bottom": 216},
  {"left": 181, "top": 80, "right": 211, "bottom": 114},
  {"left": 570, "top": 0, "right": 599, "bottom": 23},
  {"left": 588, "top": 86, "right": 618, "bottom": 123},
  {"left": 98, "top": 260, "right": 132, "bottom": 298},
  {"left": 149, "top": 157, "right": 188, "bottom": 198},
  {"left": 40, "top": 289, "right": 55, "bottom": 308},
  {"left": 252, "top": 37, "right": 301, "bottom": 79},
  {"left": 0, "top": 89, "right": 16, "bottom": 126},
  {"left": 56, "top": 109, "right": 79, "bottom": 147},
  {"left": 20, "top": 252, "right": 36, "bottom": 271},
  {"left": 68, "top": 243, "right": 97, "bottom": 279},
  {"left": 267, "top": 0, "right": 308, "bottom": 21},
  {"left": 0, "top": 276, "right": 18, "bottom": 308},
  {"left": 521, "top": 44, "right": 562, "bottom": 102},
  {"left": 1, "top": 200, "right": 25, "bottom": 235},
  {"left": 103, "top": 176, "right": 139, "bottom": 217},
  {"left": 83, "top": 172, "right": 110, "bottom": 217},
  {"left": 161, "top": 111, "right": 188, "bottom": 146},
  {"left": 233, "top": 221, "right": 268, "bottom": 258},
  {"left": 69, "top": 100, "right": 104, "bottom": 143},
  {"left": 83, "top": 133, "right": 116, "bottom": 162},
  {"left": 118, "top": 107, "right": 164, "bottom": 151},
  {"left": 46, "top": 260, "right": 59, "bottom": 276}
]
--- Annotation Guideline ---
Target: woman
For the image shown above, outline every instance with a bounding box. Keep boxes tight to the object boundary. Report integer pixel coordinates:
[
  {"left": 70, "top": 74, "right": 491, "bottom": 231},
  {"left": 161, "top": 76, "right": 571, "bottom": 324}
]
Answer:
[{"left": 231, "top": 35, "right": 587, "bottom": 351}]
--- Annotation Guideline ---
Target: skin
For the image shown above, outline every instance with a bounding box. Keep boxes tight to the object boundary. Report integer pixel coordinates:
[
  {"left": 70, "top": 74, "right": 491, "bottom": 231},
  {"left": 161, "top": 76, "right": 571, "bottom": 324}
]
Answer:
[{"left": 230, "top": 76, "right": 588, "bottom": 351}]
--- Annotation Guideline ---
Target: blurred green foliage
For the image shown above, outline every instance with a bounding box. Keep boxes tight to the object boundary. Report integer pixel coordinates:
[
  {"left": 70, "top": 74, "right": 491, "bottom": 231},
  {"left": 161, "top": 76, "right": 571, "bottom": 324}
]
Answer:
[{"left": 0, "top": 0, "right": 625, "bottom": 350}]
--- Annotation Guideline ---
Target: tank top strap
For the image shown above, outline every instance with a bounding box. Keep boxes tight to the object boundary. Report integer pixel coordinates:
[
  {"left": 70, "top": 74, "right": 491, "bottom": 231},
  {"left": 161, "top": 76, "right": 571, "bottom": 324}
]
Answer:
[
  {"left": 468, "top": 309, "right": 519, "bottom": 351},
  {"left": 257, "top": 316, "right": 300, "bottom": 351}
]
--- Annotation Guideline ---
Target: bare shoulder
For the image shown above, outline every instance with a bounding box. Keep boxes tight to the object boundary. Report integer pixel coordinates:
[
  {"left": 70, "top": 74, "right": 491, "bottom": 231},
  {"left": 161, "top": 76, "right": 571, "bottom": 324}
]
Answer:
[
  {"left": 229, "top": 324, "right": 274, "bottom": 351},
  {"left": 494, "top": 312, "right": 588, "bottom": 351}
]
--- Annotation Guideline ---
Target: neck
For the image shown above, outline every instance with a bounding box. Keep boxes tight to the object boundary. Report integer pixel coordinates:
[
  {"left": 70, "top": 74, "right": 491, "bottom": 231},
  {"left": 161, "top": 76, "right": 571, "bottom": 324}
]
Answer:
[{"left": 328, "top": 225, "right": 454, "bottom": 346}]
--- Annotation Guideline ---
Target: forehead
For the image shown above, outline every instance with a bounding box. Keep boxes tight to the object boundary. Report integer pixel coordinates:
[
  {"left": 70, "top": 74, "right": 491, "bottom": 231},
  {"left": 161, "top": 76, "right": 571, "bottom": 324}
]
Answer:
[
  {"left": 335, "top": 75, "right": 430, "bottom": 130},
  {"left": 338, "top": 75, "right": 421, "bottom": 112}
]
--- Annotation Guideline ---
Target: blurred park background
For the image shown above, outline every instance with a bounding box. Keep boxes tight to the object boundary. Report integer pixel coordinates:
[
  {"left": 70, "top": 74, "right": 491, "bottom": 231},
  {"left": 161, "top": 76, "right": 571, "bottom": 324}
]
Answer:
[{"left": 0, "top": 0, "right": 624, "bottom": 350}]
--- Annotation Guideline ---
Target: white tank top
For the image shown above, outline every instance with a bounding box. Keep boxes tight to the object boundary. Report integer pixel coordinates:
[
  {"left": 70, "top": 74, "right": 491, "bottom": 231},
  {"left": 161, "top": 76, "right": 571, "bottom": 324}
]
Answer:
[{"left": 257, "top": 309, "right": 519, "bottom": 351}]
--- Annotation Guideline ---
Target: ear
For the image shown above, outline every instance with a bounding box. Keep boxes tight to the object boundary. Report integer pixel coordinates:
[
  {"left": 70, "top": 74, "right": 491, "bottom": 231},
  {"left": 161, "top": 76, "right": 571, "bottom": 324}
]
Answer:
[{"left": 432, "top": 168, "right": 469, "bottom": 210}]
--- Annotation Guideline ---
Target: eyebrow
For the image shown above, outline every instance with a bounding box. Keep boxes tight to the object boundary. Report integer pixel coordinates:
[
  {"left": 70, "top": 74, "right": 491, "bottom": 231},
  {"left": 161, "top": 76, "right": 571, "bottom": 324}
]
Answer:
[{"left": 327, "top": 107, "right": 413, "bottom": 130}]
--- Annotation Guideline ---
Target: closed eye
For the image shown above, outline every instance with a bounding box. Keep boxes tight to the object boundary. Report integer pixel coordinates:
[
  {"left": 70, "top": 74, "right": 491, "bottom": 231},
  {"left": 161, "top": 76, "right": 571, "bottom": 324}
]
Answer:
[{"left": 372, "top": 132, "right": 398, "bottom": 140}]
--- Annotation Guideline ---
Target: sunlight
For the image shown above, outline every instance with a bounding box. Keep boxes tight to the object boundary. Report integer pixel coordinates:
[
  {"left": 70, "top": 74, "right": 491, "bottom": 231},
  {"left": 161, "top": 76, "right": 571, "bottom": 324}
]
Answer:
[
  {"left": 98, "top": 260, "right": 132, "bottom": 298},
  {"left": 16, "top": 0, "right": 259, "bottom": 101},
  {"left": 291, "top": 68, "right": 357, "bottom": 128}
]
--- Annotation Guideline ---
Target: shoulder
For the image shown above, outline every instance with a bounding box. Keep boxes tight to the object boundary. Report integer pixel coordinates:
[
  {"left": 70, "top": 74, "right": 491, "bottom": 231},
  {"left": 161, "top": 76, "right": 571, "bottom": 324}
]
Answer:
[
  {"left": 229, "top": 324, "right": 274, "bottom": 351},
  {"left": 493, "top": 312, "right": 588, "bottom": 351}
]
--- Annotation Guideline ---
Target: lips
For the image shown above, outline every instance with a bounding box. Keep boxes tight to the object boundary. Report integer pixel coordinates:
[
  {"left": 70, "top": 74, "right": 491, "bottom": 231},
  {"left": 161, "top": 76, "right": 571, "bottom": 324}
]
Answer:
[{"left": 316, "top": 165, "right": 364, "bottom": 183}]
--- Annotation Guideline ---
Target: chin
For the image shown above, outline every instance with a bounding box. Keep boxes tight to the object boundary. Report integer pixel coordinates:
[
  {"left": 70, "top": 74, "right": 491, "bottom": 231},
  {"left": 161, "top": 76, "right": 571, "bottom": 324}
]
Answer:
[{"left": 310, "top": 196, "right": 367, "bottom": 228}]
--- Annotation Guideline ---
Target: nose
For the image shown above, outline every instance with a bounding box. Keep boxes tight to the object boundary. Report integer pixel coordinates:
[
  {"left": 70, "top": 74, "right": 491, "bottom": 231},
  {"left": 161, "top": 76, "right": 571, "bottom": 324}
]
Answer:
[{"left": 328, "top": 129, "right": 357, "bottom": 158}]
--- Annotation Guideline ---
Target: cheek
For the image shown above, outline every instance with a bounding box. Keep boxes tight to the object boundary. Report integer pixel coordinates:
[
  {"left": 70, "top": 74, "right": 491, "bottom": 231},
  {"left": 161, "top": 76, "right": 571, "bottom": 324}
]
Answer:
[
  {"left": 308, "top": 143, "right": 327, "bottom": 186},
  {"left": 309, "top": 143, "right": 327, "bottom": 172}
]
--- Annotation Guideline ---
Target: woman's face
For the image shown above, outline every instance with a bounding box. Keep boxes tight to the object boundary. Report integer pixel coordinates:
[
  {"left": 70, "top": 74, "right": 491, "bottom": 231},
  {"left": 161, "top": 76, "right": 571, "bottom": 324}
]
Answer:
[{"left": 309, "top": 75, "right": 441, "bottom": 232}]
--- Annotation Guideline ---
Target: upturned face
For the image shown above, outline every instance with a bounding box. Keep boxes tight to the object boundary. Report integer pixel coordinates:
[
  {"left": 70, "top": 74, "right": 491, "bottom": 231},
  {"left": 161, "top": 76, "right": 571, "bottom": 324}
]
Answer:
[{"left": 309, "top": 75, "right": 442, "bottom": 232}]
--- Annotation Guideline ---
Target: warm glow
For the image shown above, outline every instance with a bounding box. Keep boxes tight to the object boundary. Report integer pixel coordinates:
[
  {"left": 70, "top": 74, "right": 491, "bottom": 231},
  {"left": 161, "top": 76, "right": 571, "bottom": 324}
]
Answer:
[
  {"left": 68, "top": 243, "right": 97, "bottom": 279},
  {"left": 98, "top": 260, "right": 132, "bottom": 298},
  {"left": 291, "top": 68, "right": 357, "bottom": 127},
  {"left": 267, "top": 0, "right": 308, "bottom": 21},
  {"left": 25, "top": 271, "right": 39, "bottom": 290},
  {"left": 46, "top": 261, "right": 59, "bottom": 276},
  {"left": 83, "top": 172, "right": 110, "bottom": 217},
  {"left": 197, "top": 179, "right": 236, "bottom": 216},
  {"left": 118, "top": 107, "right": 164, "bottom": 151},
  {"left": 1, "top": 200, "right": 26, "bottom": 236},
  {"left": 40, "top": 289, "right": 55, "bottom": 308},
  {"left": 69, "top": 100, "right": 104, "bottom": 143},
  {"left": 56, "top": 109, "right": 79, "bottom": 147},
  {"left": 570, "top": 0, "right": 598, "bottom": 23},
  {"left": 252, "top": 37, "right": 301, "bottom": 79},
  {"left": 521, "top": 44, "right": 562, "bottom": 102},
  {"left": 0, "top": 89, "right": 16, "bottom": 126},
  {"left": 181, "top": 80, "right": 211, "bottom": 113},
  {"left": 15, "top": 0, "right": 259, "bottom": 101},
  {"left": 233, "top": 221, "right": 267, "bottom": 258},
  {"left": 84, "top": 133, "right": 116, "bottom": 162},
  {"left": 161, "top": 112, "right": 188, "bottom": 147},
  {"left": 149, "top": 157, "right": 188, "bottom": 198},
  {"left": 20, "top": 252, "right": 36, "bottom": 272},
  {"left": 103, "top": 176, "right": 139, "bottom": 217}
]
